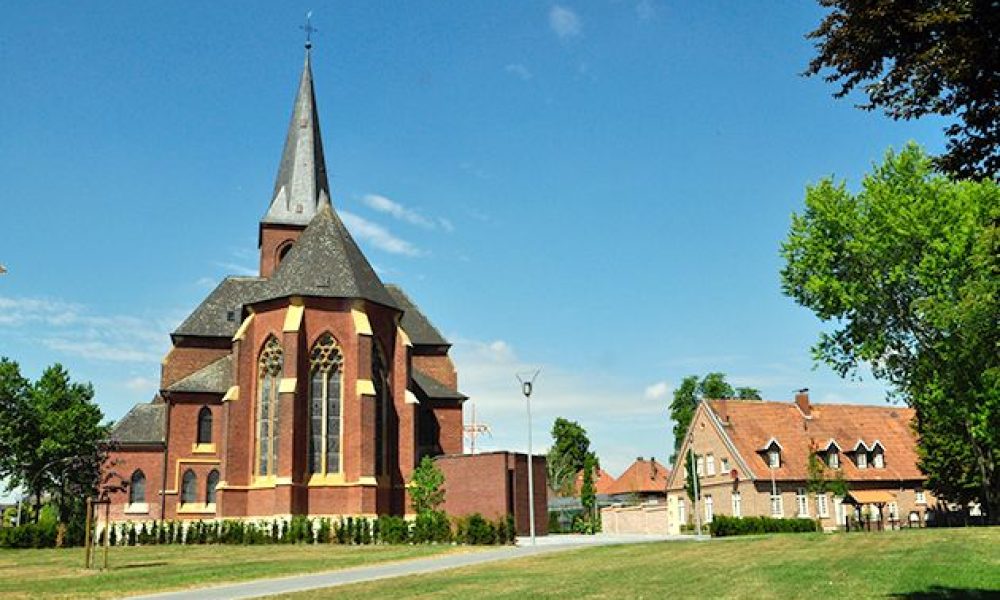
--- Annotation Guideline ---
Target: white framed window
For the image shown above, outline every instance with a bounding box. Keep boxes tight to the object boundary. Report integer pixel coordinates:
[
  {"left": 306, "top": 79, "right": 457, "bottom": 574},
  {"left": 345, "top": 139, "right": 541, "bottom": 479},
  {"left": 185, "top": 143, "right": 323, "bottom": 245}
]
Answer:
[
  {"left": 721, "top": 457, "right": 730, "bottom": 473},
  {"left": 731, "top": 492, "right": 742, "bottom": 517},
  {"left": 834, "top": 497, "right": 845, "bottom": 525},
  {"left": 678, "top": 498, "right": 687, "bottom": 524},
  {"left": 768, "top": 449, "right": 780, "bottom": 468},
  {"left": 706, "top": 454, "right": 716, "bottom": 476},
  {"left": 915, "top": 489, "right": 926, "bottom": 504},
  {"left": 817, "top": 493, "right": 829, "bottom": 518},
  {"left": 856, "top": 451, "right": 868, "bottom": 469},
  {"left": 873, "top": 450, "right": 884, "bottom": 468},
  {"left": 704, "top": 495, "right": 714, "bottom": 523},
  {"left": 828, "top": 451, "right": 839, "bottom": 469},
  {"left": 696, "top": 457, "right": 705, "bottom": 476},
  {"left": 888, "top": 502, "right": 899, "bottom": 520},
  {"left": 796, "top": 488, "right": 809, "bottom": 517},
  {"left": 770, "top": 494, "right": 783, "bottom": 517}
]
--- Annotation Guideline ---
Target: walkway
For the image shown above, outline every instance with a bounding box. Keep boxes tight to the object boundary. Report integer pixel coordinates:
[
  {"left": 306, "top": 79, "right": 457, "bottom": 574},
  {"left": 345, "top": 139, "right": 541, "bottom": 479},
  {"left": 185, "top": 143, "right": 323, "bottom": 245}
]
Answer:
[{"left": 128, "top": 534, "right": 686, "bottom": 600}]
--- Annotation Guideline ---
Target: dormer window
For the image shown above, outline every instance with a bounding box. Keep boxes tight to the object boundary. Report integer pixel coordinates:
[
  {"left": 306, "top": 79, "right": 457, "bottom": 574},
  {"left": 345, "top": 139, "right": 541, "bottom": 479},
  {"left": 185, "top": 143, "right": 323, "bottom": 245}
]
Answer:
[
  {"left": 828, "top": 450, "right": 840, "bottom": 469},
  {"left": 856, "top": 451, "right": 868, "bottom": 469},
  {"left": 872, "top": 444, "right": 885, "bottom": 468},
  {"left": 761, "top": 438, "right": 782, "bottom": 469}
]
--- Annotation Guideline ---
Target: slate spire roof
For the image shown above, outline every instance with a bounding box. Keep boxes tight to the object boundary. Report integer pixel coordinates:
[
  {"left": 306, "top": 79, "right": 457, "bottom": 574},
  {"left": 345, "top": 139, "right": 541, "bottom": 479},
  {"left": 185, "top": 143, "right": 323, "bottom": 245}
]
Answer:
[
  {"left": 262, "top": 48, "right": 331, "bottom": 226},
  {"left": 256, "top": 203, "right": 399, "bottom": 309}
]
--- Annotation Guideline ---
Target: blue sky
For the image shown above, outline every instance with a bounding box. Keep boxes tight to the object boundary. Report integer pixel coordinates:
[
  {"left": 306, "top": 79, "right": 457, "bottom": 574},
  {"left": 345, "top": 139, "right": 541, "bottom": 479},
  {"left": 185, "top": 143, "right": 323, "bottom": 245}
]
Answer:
[{"left": 0, "top": 2, "right": 949, "bottom": 498}]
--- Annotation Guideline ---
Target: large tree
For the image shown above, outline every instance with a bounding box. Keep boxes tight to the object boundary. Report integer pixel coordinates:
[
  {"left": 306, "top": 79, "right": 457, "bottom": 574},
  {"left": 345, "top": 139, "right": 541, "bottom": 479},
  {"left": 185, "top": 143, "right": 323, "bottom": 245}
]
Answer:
[
  {"left": 780, "top": 144, "right": 999, "bottom": 522},
  {"left": 669, "top": 373, "right": 760, "bottom": 463},
  {"left": 0, "top": 360, "right": 110, "bottom": 524},
  {"left": 547, "top": 417, "right": 593, "bottom": 496},
  {"left": 804, "top": 0, "right": 1000, "bottom": 179}
]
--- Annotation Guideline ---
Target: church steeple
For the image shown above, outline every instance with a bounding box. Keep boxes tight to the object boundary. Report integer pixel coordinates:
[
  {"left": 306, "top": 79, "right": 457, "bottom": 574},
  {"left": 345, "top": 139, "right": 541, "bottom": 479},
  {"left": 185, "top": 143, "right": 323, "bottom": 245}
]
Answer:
[{"left": 261, "top": 47, "right": 331, "bottom": 227}]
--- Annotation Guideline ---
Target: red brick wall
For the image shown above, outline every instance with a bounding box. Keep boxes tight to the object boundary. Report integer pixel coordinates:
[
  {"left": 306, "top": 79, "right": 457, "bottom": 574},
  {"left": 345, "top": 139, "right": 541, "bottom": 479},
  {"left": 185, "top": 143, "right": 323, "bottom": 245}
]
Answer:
[
  {"left": 412, "top": 355, "right": 457, "bottom": 389},
  {"left": 259, "top": 225, "right": 305, "bottom": 278},
  {"left": 436, "top": 452, "right": 548, "bottom": 536},
  {"left": 161, "top": 346, "right": 229, "bottom": 389},
  {"left": 105, "top": 447, "right": 165, "bottom": 522}
]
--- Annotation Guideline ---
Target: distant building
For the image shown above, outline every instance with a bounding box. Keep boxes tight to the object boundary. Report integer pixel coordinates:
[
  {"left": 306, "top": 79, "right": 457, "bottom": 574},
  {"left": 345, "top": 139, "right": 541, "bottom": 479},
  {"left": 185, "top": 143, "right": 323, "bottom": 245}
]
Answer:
[
  {"left": 665, "top": 391, "right": 934, "bottom": 533},
  {"left": 606, "top": 457, "right": 669, "bottom": 504}
]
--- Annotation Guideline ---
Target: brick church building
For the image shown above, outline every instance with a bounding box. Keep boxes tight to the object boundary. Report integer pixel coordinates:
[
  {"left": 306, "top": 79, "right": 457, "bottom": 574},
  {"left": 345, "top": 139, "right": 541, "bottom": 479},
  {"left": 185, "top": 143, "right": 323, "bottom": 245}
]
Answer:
[{"left": 102, "top": 47, "right": 544, "bottom": 527}]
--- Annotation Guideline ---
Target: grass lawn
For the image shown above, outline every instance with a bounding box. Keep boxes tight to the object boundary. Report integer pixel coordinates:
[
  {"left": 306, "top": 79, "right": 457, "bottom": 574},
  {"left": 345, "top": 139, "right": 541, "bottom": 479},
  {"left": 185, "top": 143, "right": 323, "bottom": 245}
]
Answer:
[
  {"left": 279, "top": 528, "right": 1000, "bottom": 599},
  {"left": 0, "top": 542, "right": 463, "bottom": 599}
]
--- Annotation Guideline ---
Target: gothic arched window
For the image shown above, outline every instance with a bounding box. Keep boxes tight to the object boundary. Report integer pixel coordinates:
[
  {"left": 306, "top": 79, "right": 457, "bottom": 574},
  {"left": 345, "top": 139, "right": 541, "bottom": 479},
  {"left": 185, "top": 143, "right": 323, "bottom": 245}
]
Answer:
[
  {"left": 309, "top": 333, "right": 343, "bottom": 475},
  {"left": 257, "top": 336, "right": 284, "bottom": 477},
  {"left": 372, "top": 340, "right": 390, "bottom": 476},
  {"left": 181, "top": 469, "right": 197, "bottom": 504},
  {"left": 197, "top": 406, "right": 213, "bottom": 445},
  {"left": 206, "top": 469, "right": 220, "bottom": 504},
  {"left": 129, "top": 470, "right": 146, "bottom": 504}
]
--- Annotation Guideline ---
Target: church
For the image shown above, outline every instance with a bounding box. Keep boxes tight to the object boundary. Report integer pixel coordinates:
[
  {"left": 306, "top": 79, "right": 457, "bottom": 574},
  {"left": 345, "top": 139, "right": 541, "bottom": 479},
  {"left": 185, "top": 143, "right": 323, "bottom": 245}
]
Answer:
[{"left": 103, "top": 46, "right": 516, "bottom": 525}]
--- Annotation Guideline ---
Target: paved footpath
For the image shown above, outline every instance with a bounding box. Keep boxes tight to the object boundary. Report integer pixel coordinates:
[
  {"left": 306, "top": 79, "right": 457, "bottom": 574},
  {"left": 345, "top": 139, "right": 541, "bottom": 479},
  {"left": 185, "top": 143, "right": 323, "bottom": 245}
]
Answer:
[{"left": 127, "top": 534, "right": 688, "bottom": 600}]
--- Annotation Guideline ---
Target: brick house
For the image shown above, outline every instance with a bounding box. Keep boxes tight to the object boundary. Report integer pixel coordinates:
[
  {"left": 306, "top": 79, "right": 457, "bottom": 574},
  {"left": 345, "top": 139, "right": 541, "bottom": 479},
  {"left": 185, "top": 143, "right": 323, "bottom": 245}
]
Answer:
[
  {"left": 605, "top": 457, "right": 669, "bottom": 504},
  {"left": 103, "top": 47, "right": 546, "bottom": 534},
  {"left": 665, "top": 391, "right": 935, "bottom": 533}
]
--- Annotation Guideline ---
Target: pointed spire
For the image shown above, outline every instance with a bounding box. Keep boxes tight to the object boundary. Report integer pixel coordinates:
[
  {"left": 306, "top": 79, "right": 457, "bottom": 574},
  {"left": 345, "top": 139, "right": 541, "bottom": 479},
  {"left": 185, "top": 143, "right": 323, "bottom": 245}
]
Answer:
[{"left": 262, "top": 48, "right": 331, "bottom": 226}]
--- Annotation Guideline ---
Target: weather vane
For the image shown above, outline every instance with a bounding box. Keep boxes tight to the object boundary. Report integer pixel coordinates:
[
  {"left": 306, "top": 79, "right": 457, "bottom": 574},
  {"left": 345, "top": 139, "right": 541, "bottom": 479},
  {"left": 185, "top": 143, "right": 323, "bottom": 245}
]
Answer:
[{"left": 301, "top": 11, "right": 318, "bottom": 49}]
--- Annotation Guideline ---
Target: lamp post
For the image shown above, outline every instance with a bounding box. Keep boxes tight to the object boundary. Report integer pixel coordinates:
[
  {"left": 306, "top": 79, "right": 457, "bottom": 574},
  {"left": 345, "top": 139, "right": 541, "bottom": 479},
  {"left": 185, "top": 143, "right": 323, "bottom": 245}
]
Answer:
[{"left": 516, "top": 370, "right": 540, "bottom": 546}]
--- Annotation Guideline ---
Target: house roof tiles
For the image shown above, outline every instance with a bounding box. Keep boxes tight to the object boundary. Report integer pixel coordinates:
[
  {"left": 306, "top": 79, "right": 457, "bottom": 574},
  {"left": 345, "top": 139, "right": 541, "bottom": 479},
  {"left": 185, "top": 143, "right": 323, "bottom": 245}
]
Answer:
[
  {"left": 606, "top": 458, "right": 670, "bottom": 496},
  {"left": 708, "top": 399, "right": 922, "bottom": 482}
]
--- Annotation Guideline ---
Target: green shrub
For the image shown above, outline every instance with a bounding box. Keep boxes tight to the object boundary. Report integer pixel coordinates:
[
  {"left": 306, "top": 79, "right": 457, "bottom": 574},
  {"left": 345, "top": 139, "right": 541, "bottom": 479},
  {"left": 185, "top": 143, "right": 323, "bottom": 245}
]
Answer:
[
  {"left": 0, "top": 522, "right": 58, "bottom": 548},
  {"left": 412, "top": 511, "right": 451, "bottom": 543},
  {"left": 377, "top": 515, "right": 410, "bottom": 544},
  {"left": 708, "top": 515, "right": 819, "bottom": 537}
]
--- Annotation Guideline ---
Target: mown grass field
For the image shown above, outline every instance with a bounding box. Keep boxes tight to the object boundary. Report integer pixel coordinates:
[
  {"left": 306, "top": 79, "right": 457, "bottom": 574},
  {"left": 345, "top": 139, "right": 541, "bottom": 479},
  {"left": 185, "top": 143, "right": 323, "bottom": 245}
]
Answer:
[
  {"left": 280, "top": 528, "right": 1000, "bottom": 600},
  {"left": 0, "top": 542, "right": 462, "bottom": 599}
]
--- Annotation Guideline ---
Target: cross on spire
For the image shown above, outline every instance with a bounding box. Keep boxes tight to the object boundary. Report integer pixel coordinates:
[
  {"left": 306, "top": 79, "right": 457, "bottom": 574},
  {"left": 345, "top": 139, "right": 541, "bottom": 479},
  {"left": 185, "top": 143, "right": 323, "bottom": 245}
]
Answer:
[{"left": 301, "top": 11, "right": 318, "bottom": 50}]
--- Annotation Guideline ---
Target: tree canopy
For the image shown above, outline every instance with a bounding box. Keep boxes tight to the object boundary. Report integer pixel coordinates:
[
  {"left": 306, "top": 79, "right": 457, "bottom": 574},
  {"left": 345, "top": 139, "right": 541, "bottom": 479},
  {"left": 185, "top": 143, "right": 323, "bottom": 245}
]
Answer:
[
  {"left": 547, "top": 417, "right": 593, "bottom": 496},
  {"left": 669, "top": 373, "right": 760, "bottom": 463},
  {"left": 780, "top": 144, "right": 999, "bottom": 522},
  {"left": 804, "top": 0, "right": 999, "bottom": 178},
  {"left": 0, "top": 359, "right": 110, "bottom": 524}
]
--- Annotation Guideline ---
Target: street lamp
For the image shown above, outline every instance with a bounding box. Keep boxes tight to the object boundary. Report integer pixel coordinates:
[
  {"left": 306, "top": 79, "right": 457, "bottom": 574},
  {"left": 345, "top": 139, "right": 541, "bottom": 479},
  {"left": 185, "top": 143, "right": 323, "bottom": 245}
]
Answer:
[{"left": 516, "top": 369, "right": 540, "bottom": 546}]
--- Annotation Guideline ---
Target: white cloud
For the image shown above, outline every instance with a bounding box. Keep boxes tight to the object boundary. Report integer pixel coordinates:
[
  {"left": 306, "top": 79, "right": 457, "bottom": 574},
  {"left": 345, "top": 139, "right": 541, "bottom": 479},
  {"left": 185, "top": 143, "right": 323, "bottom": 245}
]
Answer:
[
  {"left": 340, "top": 211, "right": 423, "bottom": 257},
  {"left": 549, "top": 5, "right": 582, "bottom": 39},
  {"left": 0, "top": 295, "right": 172, "bottom": 364},
  {"left": 362, "top": 194, "right": 437, "bottom": 229},
  {"left": 438, "top": 217, "right": 455, "bottom": 232},
  {"left": 450, "top": 337, "right": 670, "bottom": 475},
  {"left": 504, "top": 63, "right": 533, "bottom": 81},
  {"left": 644, "top": 380, "right": 670, "bottom": 400},
  {"left": 213, "top": 261, "right": 257, "bottom": 277},
  {"left": 124, "top": 376, "right": 159, "bottom": 392}
]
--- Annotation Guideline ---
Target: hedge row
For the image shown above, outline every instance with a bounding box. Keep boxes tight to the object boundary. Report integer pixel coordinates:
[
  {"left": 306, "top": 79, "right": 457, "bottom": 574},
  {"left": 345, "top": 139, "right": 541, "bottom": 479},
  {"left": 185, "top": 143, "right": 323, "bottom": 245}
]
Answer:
[
  {"left": 708, "top": 515, "right": 819, "bottom": 537},
  {"left": 101, "top": 512, "right": 515, "bottom": 547},
  {"left": 0, "top": 522, "right": 58, "bottom": 548}
]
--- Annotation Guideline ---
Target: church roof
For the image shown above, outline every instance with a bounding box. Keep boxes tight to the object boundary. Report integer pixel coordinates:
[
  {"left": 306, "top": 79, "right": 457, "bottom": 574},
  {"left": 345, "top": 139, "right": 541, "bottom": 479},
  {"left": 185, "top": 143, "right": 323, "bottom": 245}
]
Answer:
[
  {"left": 165, "top": 355, "right": 232, "bottom": 394},
  {"left": 110, "top": 402, "right": 165, "bottom": 445},
  {"left": 385, "top": 285, "right": 450, "bottom": 346},
  {"left": 254, "top": 205, "right": 399, "bottom": 309},
  {"left": 412, "top": 368, "right": 467, "bottom": 402},
  {"left": 262, "top": 50, "right": 330, "bottom": 227},
  {"left": 173, "top": 277, "right": 264, "bottom": 338}
]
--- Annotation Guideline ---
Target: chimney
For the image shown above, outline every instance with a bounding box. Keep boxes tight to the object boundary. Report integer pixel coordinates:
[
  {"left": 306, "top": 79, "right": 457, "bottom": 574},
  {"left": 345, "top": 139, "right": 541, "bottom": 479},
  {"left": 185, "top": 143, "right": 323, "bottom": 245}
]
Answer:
[{"left": 795, "top": 389, "right": 811, "bottom": 416}]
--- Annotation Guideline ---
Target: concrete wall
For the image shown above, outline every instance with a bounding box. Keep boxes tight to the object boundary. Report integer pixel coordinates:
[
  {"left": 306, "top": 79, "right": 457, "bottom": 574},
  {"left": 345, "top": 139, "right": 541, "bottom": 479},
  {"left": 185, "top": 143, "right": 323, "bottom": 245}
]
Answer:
[{"left": 601, "top": 503, "right": 669, "bottom": 535}]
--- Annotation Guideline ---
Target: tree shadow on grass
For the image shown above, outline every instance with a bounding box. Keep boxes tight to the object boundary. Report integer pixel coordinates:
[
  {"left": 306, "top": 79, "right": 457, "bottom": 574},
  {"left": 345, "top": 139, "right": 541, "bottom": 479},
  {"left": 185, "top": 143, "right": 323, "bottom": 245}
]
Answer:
[
  {"left": 891, "top": 586, "right": 1000, "bottom": 599},
  {"left": 115, "top": 561, "right": 169, "bottom": 570}
]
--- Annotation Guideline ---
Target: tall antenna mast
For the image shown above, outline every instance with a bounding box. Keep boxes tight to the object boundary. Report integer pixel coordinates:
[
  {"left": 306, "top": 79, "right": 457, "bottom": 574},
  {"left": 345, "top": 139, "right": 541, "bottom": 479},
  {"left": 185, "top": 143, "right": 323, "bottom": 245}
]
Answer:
[{"left": 463, "top": 401, "right": 492, "bottom": 454}]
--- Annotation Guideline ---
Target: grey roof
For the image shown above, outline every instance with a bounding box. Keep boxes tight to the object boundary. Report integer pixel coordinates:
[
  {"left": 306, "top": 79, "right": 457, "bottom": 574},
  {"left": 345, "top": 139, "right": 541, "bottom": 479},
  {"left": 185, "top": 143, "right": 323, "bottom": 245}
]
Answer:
[
  {"left": 254, "top": 205, "right": 399, "bottom": 309},
  {"left": 173, "top": 277, "right": 263, "bottom": 338},
  {"left": 165, "top": 355, "right": 232, "bottom": 394},
  {"left": 412, "top": 368, "right": 467, "bottom": 402},
  {"left": 110, "top": 403, "right": 166, "bottom": 445},
  {"left": 262, "top": 49, "right": 330, "bottom": 227},
  {"left": 385, "top": 285, "right": 450, "bottom": 346}
]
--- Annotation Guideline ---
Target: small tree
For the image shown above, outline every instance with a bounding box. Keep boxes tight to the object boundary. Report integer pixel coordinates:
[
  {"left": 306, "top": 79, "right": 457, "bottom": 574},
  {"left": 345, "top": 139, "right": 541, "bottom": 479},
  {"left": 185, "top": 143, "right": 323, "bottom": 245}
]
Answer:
[
  {"left": 580, "top": 452, "right": 598, "bottom": 524},
  {"left": 684, "top": 449, "right": 699, "bottom": 503},
  {"left": 410, "top": 456, "right": 445, "bottom": 515},
  {"left": 806, "top": 443, "right": 827, "bottom": 495}
]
